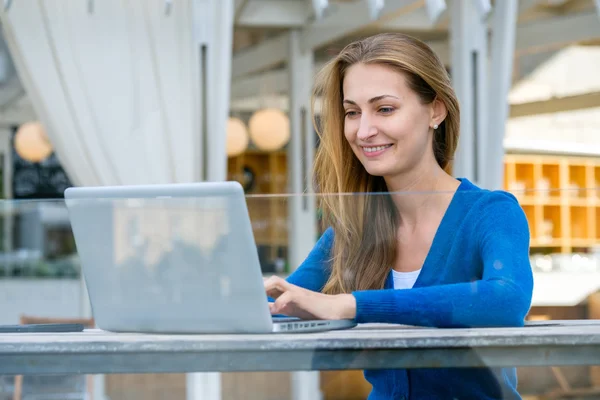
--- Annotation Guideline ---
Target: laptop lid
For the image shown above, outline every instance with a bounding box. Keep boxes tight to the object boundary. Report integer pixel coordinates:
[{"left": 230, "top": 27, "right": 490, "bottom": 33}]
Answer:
[{"left": 64, "top": 182, "right": 274, "bottom": 333}]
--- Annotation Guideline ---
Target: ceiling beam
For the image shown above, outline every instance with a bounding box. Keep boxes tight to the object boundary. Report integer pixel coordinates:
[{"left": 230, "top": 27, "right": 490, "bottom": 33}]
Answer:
[
  {"left": 386, "top": 11, "right": 600, "bottom": 65},
  {"left": 0, "top": 103, "right": 35, "bottom": 126},
  {"left": 510, "top": 91, "right": 600, "bottom": 118},
  {"left": 231, "top": 94, "right": 289, "bottom": 112},
  {"left": 234, "top": 0, "right": 250, "bottom": 21},
  {"left": 231, "top": 34, "right": 289, "bottom": 78},
  {"left": 518, "top": 0, "right": 542, "bottom": 14},
  {"left": 380, "top": 6, "right": 436, "bottom": 31},
  {"left": 231, "top": 68, "right": 288, "bottom": 99},
  {"left": 231, "top": 0, "right": 423, "bottom": 78},
  {"left": 231, "top": 62, "right": 327, "bottom": 99},
  {"left": 300, "top": 0, "right": 422, "bottom": 52},
  {"left": 232, "top": 7, "right": 600, "bottom": 83},
  {"left": 515, "top": 11, "right": 600, "bottom": 53},
  {"left": 0, "top": 76, "right": 25, "bottom": 110},
  {"left": 236, "top": 0, "right": 312, "bottom": 28}
]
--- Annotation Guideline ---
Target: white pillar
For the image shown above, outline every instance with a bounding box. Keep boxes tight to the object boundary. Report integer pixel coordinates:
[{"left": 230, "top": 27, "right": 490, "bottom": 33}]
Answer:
[
  {"left": 195, "top": 0, "right": 233, "bottom": 182},
  {"left": 449, "top": 0, "right": 489, "bottom": 187},
  {"left": 486, "top": 0, "right": 518, "bottom": 190},
  {"left": 0, "top": 128, "right": 12, "bottom": 279},
  {"left": 206, "top": 0, "right": 233, "bottom": 182},
  {"left": 287, "top": 30, "right": 321, "bottom": 400},
  {"left": 287, "top": 30, "right": 317, "bottom": 270},
  {"left": 187, "top": 373, "right": 221, "bottom": 400},
  {"left": 188, "top": 0, "right": 234, "bottom": 399},
  {"left": 0, "top": 128, "right": 12, "bottom": 254}
]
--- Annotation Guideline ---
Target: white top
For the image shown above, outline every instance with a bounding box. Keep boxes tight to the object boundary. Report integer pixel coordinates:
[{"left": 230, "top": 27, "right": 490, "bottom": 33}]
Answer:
[{"left": 392, "top": 269, "right": 421, "bottom": 290}]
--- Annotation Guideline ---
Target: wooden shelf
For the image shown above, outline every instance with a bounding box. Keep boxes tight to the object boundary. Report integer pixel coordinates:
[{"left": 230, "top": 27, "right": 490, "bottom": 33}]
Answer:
[
  {"left": 570, "top": 206, "right": 589, "bottom": 240},
  {"left": 568, "top": 165, "right": 587, "bottom": 199},
  {"left": 596, "top": 206, "right": 600, "bottom": 242},
  {"left": 541, "top": 162, "right": 561, "bottom": 199},
  {"left": 514, "top": 161, "right": 535, "bottom": 195},
  {"left": 505, "top": 154, "right": 600, "bottom": 253},
  {"left": 521, "top": 204, "right": 536, "bottom": 239},
  {"left": 227, "top": 151, "right": 289, "bottom": 259},
  {"left": 530, "top": 239, "right": 564, "bottom": 248},
  {"left": 543, "top": 205, "right": 561, "bottom": 240}
]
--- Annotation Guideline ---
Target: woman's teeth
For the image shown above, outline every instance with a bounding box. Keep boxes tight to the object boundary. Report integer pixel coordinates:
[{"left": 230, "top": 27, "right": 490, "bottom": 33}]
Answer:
[{"left": 363, "top": 145, "right": 392, "bottom": 153}]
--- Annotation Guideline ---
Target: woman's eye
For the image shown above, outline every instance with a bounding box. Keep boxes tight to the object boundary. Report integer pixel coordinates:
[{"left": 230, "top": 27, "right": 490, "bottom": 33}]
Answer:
[
  {"left": 345, "top": 111, "right": 359, "bottom": 117},
  {"left": 379, "top": 107, "right": 394, "bottom": 114}
]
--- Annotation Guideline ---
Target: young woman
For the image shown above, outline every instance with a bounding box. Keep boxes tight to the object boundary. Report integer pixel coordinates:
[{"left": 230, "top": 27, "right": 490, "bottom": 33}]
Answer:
[{"left": 264, "top": 33, "right": 533, "bottom": 399}]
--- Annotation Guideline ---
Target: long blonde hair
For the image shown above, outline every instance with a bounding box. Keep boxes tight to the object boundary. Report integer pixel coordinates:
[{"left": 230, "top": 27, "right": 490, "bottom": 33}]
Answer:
[{"left": 313, "top": 33, "right": 460, "bottom": 294}]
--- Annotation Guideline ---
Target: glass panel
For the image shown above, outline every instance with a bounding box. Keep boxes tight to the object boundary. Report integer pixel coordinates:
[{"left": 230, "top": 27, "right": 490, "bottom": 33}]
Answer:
[{"left": 0, "top": 188, "right": 597, "bottom": 399}]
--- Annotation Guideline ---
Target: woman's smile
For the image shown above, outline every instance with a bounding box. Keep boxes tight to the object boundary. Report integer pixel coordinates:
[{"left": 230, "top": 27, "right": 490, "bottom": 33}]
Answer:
[{"left": 361, "top": 144, "right": 393, "bottom": 157}]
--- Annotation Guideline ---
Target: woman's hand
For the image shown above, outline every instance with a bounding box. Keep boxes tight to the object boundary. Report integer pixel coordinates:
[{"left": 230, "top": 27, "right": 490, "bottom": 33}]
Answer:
[{"left": 264, "top": 275, "right": 356, "bottom": 320}]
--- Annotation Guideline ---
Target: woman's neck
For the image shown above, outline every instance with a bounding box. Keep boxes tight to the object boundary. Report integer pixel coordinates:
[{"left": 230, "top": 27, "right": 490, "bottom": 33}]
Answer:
[{"left": 384, "top": 164, "right": 459, "bottom": 229}]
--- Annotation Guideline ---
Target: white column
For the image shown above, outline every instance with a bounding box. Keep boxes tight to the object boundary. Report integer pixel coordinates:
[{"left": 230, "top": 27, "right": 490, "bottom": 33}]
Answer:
[
  {"left": 187, "top": 373, "right": 221, "bottom": 400},
  {"left": 0, "top": 128, "right": 12, "bottom": 279},
  {"left": 0, "top": 128, "right": 12, "bottom": 254},
  {"left": 287, "top": 30, "right": 317, "bottom": 270},
  {"left": 187, "top": 0, "right": 234, "bottom": 399},
  {"left": 201, "top": 0, "right": 233, "bottom": 182},
  {"left": 449, "top": 0, "right": 489, "bottom": 187},
  {"left": 486, "top": 0, "right": 518, "bottom": 190},
  {"left": 287, "top": 30, "right": 321, "bottom": 400}
]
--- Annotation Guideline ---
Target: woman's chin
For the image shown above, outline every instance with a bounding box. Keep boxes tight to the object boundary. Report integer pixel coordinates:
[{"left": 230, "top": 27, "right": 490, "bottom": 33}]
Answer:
[{"left": 363, "top": 165, "right": 392, "bottom": 178}]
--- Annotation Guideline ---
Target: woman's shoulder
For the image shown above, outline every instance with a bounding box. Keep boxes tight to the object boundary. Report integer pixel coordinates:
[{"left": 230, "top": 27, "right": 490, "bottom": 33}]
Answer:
[
  {"left": 454, "top": 178, "right": 527, "bottom": 231},
  {"left": 455, "top": 178, "right": 521, "bottom": 209}
]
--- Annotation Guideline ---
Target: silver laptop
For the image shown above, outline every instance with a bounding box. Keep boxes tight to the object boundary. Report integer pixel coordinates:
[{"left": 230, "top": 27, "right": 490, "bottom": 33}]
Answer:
[{"left": 64, "top": 181, "right": 356, "bottom": 334}]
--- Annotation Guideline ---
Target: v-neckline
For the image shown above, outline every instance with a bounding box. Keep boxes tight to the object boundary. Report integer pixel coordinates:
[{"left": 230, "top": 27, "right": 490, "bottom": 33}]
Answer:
[{"left": 384, "top": 178, "right": 469, "bottom": 289}]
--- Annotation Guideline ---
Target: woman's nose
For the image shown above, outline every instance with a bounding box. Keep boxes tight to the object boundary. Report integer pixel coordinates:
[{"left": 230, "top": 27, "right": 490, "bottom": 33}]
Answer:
[{"left": 356, "top": 116, "right": 377, "bottom": 141}]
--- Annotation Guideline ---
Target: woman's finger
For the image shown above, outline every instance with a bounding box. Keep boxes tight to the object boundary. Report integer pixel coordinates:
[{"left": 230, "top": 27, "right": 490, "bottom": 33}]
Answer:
[
  {"left": 264, "top": 275, "right": 293, "bottom": 298},
  {"left": 270, "top": 291, "right": 293, "bottom": 315}
]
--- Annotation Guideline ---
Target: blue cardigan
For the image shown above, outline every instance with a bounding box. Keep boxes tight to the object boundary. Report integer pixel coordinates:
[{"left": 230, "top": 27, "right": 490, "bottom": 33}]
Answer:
[{"left": 286, "top": 178, "right": 534, "bottom": 400}]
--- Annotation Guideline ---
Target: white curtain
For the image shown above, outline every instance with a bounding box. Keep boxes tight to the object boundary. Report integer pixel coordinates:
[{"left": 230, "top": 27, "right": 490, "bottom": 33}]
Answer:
[
  {"left": 1, "top": 2, "right": 233, "bottom": 399},
  {"left": 0, "top": 0, "right": 232, "bottom": 186}
]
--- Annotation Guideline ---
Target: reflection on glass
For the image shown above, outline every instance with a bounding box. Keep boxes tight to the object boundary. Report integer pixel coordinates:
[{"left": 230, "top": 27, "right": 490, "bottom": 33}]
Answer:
[
  {"left": 113, "top": 198, "right": 230, "bottom": 267},
  {"left": 107, "top": 197, "right": 235, "bottom": 307}
]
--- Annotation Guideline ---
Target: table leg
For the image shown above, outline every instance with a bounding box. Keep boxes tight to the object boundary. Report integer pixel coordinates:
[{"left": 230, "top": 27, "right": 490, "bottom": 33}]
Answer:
[
  {"left": 187, "top": 373, "right": 221, "bottom": 400},
  {"left": 291, "top": 371, "right": 321, "bottom": 400}
]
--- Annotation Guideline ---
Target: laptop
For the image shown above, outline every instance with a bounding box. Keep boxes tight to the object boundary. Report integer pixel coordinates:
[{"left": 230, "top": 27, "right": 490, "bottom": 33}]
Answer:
[{"left": 64, "top": 181, "right": 356, "bottom": 334}]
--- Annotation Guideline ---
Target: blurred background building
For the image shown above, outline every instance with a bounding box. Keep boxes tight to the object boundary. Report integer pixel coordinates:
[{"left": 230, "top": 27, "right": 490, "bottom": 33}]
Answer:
[{"left": 0, "top": 0, "right": 599, "bottom": 399}]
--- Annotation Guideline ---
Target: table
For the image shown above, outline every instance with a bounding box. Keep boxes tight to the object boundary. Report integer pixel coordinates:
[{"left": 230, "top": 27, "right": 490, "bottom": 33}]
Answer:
[{"left": 1, "top": 320, "right": 599, "bottom": 376}]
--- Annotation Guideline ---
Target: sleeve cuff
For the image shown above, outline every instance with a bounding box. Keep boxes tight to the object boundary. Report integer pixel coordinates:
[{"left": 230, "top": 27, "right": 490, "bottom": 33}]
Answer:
[{"left": 352, "top": 290, "right": 401, "bottom": 324}]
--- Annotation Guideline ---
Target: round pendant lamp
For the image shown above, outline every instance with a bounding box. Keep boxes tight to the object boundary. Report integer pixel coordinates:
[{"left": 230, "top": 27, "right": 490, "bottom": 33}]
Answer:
[
  {"left": 248, "top": 108, "right": 290, "bottom": 151},
  {"left": 14, "top": 122, "right": 53, "bottom": 163},
  {"left": 226, "top": 117, "right": 249, "bottom": 157}
]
